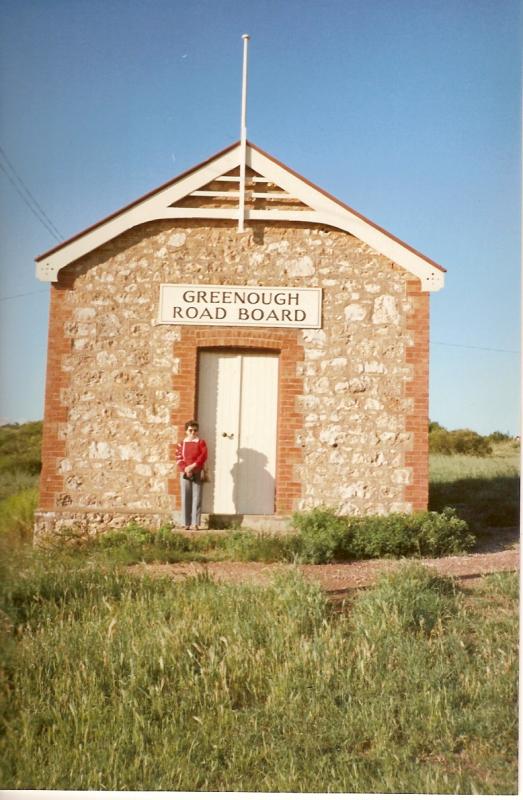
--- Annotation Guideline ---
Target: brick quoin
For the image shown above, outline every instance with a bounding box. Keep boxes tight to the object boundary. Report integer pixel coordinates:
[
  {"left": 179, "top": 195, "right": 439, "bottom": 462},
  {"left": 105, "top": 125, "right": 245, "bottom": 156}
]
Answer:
[
  {"left": 38, "top": 271, "right": 74, "bottom": 511},
  {"left": 404, "top": 279, "right": 430, "bottom": 511},
  {"left": 169, "top": 326, "right": 304, "bottom": 514}
]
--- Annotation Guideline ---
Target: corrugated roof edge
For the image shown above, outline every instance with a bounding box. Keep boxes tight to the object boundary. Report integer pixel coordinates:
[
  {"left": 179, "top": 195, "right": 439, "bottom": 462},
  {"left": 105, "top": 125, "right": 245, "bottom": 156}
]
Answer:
[{"left": 36, "top": 139, "right": 446, "bottom": 273}]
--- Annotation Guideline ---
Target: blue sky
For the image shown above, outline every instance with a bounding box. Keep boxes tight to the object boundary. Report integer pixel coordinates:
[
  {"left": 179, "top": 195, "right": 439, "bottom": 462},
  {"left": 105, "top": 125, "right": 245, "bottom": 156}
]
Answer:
[{"left": 0, "top": 0, "right": 520, "bottom": 434}]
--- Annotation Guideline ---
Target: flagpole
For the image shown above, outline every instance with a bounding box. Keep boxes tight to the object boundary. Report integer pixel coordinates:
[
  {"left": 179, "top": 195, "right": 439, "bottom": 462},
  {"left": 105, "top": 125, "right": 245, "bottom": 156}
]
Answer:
[{"left": 238, "top": 34, "right": 250, "bottom": 233}]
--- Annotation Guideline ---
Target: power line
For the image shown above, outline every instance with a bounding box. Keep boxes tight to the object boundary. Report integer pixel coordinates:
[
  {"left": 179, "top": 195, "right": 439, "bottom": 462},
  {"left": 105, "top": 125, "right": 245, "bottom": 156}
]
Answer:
[
  {"left": 0, "top": 160, "right": 61, "bottom": 242},
  {"left": 431, "top": 340, "right": 520, "bottom": 355},
  {"left": 0, "top": 144, "right": 63, "bottom": 241},
  {"left": 0, "top": 143, "right": 63, "bottom": 239},
  {"left": 0, "top": 289, "right": 49, "bottom": 302}
]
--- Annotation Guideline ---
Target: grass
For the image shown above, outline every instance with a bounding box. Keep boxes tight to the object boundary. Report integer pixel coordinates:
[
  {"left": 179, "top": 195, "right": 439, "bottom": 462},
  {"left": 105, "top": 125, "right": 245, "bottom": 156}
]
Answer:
[
  {"left": 429, "top": 442, "right": 520, "bottom": 534},
  {"left": 0, "top": 469, "right": 39, "bottom": 503},
  {"left": 43, "top": 508, "right": 474, "bottom": 568},
  {"left": 0, "top": 486, "right": 39, "bottom": 544},
  {"left": 0, "top": 435, "right": 518, "bottom": 792},
  {"left": 0, "top": 544, "right": 517, "bottom": 793}
]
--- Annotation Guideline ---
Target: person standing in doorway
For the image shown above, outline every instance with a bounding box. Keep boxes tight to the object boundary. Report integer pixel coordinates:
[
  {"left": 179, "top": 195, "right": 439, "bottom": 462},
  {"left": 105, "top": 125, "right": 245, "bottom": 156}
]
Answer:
[{"left": 175, "top": 420, "right": 208, "bottom": 530}]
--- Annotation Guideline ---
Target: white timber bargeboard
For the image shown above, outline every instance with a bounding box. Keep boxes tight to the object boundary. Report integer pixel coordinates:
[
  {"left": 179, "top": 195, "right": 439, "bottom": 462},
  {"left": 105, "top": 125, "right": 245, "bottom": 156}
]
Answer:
[
  {"left": 247, "top": 147, "right": 444, "bottom": 292},
  {"left": 35, "top": 146, "right": 240, "bottom": 281},
  {"left": 35, "top": 142, "right": 445, "bottom": 291}
]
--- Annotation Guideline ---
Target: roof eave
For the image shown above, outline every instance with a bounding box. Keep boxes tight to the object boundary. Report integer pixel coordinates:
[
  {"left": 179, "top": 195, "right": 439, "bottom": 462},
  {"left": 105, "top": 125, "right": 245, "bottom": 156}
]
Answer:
[
  {"left": 35, "top": 139, "right": 241, "bottom": 262},
  {"left": 35, "top": 139, "right": 445, "bottom": 291}
]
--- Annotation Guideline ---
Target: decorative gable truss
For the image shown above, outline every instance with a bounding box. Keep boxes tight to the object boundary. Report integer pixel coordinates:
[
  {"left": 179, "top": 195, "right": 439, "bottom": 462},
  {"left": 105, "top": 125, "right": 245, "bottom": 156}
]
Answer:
[{"left": 36, "top": 141, "right": 445, "bottom": 290}]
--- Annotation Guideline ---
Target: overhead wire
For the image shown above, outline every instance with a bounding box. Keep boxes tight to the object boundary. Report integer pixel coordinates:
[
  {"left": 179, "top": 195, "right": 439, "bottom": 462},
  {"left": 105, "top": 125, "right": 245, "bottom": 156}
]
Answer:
[
  {"left": 0, "top": 143, "right": 64, "bottom": 242},
  {"left": 0, "top": 289, "right": 49, "bottom": 302},
  {"left": 431, "top": 340, "right": 519, "bottom": 355},
  {"left": 0, "top": 160, "right": 62, "bottom": 242}
]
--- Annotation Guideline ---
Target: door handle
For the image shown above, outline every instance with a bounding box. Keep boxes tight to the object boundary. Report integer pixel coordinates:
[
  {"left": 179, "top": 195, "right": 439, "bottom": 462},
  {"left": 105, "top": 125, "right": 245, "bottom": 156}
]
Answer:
[{"left": 222, "top": 432, "right": 234, "bottom": 439}]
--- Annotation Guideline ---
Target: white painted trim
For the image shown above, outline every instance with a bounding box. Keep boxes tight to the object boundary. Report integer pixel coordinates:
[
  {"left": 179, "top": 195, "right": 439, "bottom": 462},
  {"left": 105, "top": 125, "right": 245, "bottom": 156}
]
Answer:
[
  {"left": 35, "top": 141, "right": 445, "bottom": 291},
  {"left": 251, "top": 192, "right": 298, "bottom": 200},
  {"left": 247, "top": 148, "right": 445, "bottom": 291},
  {"left": 35, "top": 148, "right": 240, "bottom": 281},
  {"left": 190, "top": 190, "right": 240, "bottom": 197}
]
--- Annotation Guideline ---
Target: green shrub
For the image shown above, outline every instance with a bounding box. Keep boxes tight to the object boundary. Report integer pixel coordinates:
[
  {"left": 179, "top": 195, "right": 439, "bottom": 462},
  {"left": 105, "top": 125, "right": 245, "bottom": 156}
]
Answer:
[
  {"left": 97, "top": 524, "right": 199, "bottom": 553},
  {"left": 349, "top": 514, "right": 420, "bottom": 559},
  {"left": 41, "top": 507, "right": 475, "bottom": 567},
  {"left": 0, "top": 487, "right": 38, "bottom": 544},
  {"left": 413, "top": 507, "right": 476, "bottom": 554},
  {"left": 353, "top": 508, "right": 475, "bottom": 559},
  {"left": 292, "top": 507, "right": 474, "bottom": 563},
  {"left": 291, "top": 507, "right": 348, "bottom": 563}
]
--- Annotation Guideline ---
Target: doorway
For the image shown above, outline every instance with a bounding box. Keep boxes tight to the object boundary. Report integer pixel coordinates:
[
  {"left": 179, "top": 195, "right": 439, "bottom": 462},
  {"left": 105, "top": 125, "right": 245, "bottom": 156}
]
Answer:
[{"left": 197, "top": 351, "right": 279, "bottom": 514}]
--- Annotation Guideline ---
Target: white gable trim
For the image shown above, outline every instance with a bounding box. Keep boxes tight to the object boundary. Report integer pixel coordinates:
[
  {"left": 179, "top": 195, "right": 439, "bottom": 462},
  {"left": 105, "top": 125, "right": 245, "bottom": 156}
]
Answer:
[
  {"left": 247, "top": 148, "right": 444, "bottom": 291},
  {"left": 35, "top": 142, "right": 445, "bottom": 291}
]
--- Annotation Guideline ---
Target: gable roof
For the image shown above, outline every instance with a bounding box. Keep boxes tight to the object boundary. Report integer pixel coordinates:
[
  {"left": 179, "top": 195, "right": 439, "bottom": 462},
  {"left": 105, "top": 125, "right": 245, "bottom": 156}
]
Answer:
[{"left": 35, "top": 140, "right": 445, "bottom": 290}]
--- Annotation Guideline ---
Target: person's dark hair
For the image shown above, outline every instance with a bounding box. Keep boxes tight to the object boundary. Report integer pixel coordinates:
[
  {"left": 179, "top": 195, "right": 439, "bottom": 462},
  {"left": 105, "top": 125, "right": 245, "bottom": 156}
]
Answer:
[{"left": 185, "top": 420, "right": 199, "bottom": 431}]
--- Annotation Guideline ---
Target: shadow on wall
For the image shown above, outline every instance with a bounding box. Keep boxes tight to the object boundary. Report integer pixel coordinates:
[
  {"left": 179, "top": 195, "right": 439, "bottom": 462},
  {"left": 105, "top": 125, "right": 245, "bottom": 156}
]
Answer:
[{"left": 231, "top": 447, "right": 275, "bottom": 515}]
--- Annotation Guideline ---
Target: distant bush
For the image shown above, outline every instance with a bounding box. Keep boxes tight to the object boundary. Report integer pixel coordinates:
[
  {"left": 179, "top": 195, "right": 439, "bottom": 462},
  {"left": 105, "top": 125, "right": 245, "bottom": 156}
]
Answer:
[
  {"left": 429, "top": 423, "right": 492, "bottom": 456},
  {"left": 487, "top": 431, "right": 513, "bottom": 444},
  {"left": 0, "top": 422, "right": 42, "bottom": 475},
  {"left": 291, "top": 506, "right": 474, "bottom": 564}
]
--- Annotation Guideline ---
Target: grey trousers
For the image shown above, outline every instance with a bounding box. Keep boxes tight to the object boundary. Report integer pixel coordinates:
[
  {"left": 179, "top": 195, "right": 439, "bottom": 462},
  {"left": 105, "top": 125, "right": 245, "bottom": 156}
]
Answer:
[{"left": 180, "top": 474, "right": 203, "bottom": 527}]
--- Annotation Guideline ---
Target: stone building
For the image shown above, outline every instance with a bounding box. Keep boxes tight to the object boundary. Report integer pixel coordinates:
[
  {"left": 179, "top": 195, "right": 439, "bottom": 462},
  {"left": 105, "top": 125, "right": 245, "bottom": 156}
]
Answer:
[{"left": 34, "top": 141, "right": 445, "bottom": 538}]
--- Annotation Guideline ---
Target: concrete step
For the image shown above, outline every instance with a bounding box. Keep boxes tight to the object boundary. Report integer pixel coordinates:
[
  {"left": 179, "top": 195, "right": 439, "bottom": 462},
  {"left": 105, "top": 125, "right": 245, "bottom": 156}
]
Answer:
[{"left": 175, "top": 514, "right": 292, "bottom": 533}]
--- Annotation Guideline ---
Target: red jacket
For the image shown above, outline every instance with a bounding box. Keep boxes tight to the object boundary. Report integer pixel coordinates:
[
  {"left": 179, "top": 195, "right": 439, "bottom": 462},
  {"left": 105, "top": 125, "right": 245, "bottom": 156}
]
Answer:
[{"left": 176, "top": 438, "right": 208, "bottom": 473}]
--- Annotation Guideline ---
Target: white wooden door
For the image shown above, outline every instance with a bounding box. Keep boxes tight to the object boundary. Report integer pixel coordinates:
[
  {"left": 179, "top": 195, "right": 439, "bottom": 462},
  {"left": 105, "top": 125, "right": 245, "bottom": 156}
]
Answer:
[{"left": 197, "top": 351, "right": 279, "bottom": 514}]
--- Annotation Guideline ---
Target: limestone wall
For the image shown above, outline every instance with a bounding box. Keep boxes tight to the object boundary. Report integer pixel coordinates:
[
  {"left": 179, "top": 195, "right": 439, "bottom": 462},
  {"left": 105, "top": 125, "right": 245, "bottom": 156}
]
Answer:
[{"left": 36, "top": 219, "right": 425, "bottom": 536}]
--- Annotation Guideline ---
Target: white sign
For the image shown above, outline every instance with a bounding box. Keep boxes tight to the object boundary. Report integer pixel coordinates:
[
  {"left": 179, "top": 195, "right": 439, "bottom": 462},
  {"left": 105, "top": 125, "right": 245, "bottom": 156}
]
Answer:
[{"left": 157, "top": 284, "right": 322, "bottom": 329}]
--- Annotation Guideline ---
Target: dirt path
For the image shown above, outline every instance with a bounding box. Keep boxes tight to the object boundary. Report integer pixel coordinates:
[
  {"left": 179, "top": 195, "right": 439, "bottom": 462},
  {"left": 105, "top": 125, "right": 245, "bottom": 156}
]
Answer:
[{"left": 130, "top": 542, "right": 519, "bottom": 598}]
